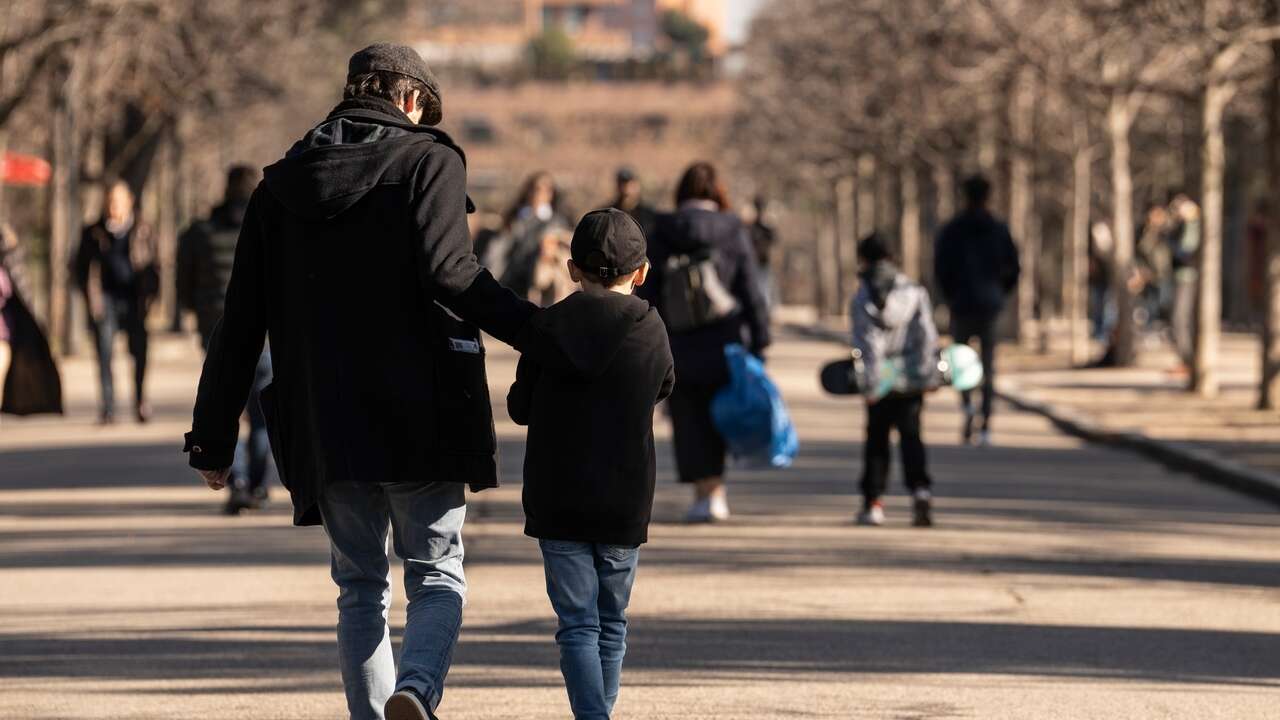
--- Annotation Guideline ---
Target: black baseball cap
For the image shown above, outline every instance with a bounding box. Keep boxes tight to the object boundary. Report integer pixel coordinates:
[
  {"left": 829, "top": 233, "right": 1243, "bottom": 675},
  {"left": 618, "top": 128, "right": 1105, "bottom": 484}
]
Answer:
[{"left": 571, "top": 208, "right": 648, "bottom": 280}]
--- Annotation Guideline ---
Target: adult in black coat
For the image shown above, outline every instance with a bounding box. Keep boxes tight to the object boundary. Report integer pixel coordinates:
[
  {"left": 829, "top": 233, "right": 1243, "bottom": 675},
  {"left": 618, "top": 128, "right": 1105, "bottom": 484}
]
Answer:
[
  {"left": 639, "top": 162, "right": 770, "bottom": 523},
  {"left": 933, "top": 174, "right": 1020, "bottom": 446},
  {"left": 183, "top": 45, "right": 539, "bottom": 719}
]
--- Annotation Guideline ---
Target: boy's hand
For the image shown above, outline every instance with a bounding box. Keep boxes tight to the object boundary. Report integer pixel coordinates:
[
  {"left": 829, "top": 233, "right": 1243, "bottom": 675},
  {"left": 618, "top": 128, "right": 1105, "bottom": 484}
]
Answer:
[{"left": 198, "top": 467, "right": 232, "bottom": 490}]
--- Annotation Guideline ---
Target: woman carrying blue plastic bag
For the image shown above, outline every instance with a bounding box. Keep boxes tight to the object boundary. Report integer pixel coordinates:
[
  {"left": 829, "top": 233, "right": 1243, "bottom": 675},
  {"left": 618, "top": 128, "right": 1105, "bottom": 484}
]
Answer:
[{"left": 638, "top": 162, "right": 771, "bottom": 523}]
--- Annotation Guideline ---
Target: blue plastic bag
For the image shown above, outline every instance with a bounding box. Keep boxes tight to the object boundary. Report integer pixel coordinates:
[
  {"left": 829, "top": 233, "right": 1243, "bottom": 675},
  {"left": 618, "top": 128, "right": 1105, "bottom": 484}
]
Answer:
[{"left": 710, "top": 344, "right": 799, "bottom": 468}]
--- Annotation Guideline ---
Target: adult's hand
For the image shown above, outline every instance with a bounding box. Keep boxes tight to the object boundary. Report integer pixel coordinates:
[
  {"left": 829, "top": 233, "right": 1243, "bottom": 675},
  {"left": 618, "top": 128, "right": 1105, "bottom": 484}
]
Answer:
[{"left": 198, "top": 467, "right": 232, "bottom": 490}]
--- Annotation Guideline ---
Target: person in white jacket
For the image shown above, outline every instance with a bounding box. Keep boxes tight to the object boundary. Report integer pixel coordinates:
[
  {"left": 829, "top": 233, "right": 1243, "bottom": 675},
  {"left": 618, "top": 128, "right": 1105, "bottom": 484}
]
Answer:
[{"left": 850, "top": 232, "right": 939, "bottom": 527}]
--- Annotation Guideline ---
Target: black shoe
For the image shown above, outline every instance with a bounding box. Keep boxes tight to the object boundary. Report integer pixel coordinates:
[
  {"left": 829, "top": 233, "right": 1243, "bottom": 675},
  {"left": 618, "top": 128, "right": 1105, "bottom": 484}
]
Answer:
[
  {"left": 912, "top": 492, "right": 933, "bottom": 528},
  {"left": 223, "top": 486, "right": 255, "bottom": 516},
  {"left": 962, "top": 408, "right": 975, "bottom": 445},
  {"left": 385, "top": 687, "right": 435, "bottom": 720},
  {"left": 135, "top": 402, "right": 152, "bottom": 424},
  {"left": 97, "top": 411, "right": 116, "bottom": 426}
]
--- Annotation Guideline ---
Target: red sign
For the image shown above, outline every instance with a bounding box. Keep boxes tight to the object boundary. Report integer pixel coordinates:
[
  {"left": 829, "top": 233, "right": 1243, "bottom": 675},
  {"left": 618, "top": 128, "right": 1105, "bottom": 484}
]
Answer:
[{"left": 2, "top": 153, "right": 52, "bottom": 186}]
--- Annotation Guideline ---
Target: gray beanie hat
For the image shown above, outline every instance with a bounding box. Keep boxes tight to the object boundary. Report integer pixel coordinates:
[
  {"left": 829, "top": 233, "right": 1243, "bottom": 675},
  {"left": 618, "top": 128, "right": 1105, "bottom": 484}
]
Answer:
[{"left": 348, "top": 43, "right": 443, "bottom": 125}]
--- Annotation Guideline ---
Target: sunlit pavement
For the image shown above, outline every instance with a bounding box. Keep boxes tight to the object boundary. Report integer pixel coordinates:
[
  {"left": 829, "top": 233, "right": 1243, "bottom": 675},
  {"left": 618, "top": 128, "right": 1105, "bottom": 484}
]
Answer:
[{"left": 2, "top": 329, "right": 1277, "bottom": 719}]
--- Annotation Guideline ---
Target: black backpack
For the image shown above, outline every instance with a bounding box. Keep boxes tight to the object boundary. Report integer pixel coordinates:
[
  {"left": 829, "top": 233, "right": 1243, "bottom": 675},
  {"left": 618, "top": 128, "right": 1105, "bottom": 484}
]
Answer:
[{"left": 660, "top": 249, "right": 739, "bottom": 333}]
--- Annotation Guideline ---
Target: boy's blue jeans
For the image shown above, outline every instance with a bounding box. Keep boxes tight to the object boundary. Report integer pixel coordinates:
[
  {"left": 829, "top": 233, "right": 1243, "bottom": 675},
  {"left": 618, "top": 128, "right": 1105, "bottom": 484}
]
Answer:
[{"left": 540, "top": 539, "right": 640, "bottom": 720}]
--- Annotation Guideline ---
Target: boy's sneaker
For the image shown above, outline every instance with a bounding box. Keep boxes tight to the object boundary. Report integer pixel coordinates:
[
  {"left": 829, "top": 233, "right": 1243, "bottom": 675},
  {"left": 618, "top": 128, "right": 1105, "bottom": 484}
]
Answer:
[
  {"left": 856, "top": 501, "right": 885, "bottom": 526},
  {"left": 385, "top": 688, "right": 436, "bottom": 720},
  {"left": 975, "top": 429, "right": 992, "bottom": 448},
  {"left": 912, "top": 490, "right": 933, "bottom": 527}
]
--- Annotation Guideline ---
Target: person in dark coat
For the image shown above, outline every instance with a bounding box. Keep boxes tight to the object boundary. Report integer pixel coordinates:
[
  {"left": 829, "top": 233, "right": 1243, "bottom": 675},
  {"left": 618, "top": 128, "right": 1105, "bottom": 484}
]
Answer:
[
  {"left": 495, "top": 171, "right": 572, "bottom": 304},
  {"left": 177, "top": 165, "right": 274, "bottom": 516},
  {"left": 0, "top": 224, "right": 62, "bottom": 417},
  {"left": 507, "top": 209, "right": 674, "bottom": 720},
  {"left": 183, "top": 44, "right": 539, "bottom": 720},
  {"left": 610, "top": 166, "right": 659, "bottom": 241},
  {"left": 933, "top": 174, "right": 1020, "bottom": 447},
  {"left": 639, "top": 161, "right": 771, "bottom": 523},
  {"left": 75, "top": 180, "right": 159, "bottom": 424}
]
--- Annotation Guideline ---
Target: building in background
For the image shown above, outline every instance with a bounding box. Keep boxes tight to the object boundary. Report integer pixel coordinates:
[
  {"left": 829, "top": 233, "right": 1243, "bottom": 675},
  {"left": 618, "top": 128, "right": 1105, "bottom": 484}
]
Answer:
[{"left": 409, "top": 0, "right": 726, "bottom": 67}]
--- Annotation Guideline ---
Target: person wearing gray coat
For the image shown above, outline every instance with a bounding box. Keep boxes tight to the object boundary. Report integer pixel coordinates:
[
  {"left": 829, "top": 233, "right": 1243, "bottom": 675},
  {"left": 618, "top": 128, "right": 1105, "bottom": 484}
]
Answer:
[{"left": 850, "top": 233, "right": 938, "bottom": 528}]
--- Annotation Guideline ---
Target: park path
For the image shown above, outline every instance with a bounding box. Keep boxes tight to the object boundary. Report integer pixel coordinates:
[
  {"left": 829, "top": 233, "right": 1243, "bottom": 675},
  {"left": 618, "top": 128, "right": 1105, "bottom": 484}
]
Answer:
[{"left": 1, "top": 329, "right": 1278, "bottom": 719}]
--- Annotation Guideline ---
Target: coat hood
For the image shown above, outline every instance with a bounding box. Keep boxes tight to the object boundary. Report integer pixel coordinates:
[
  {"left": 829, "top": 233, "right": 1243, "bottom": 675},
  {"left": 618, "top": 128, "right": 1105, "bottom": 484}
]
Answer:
[
  {"left": 261, "top": 98, "right": 472, "bottom": 221},
  {"left": 858, "top": 261, "right": 917, "bottom": 329},
  {"left": 529, "top": 292, "right": 655, "bottom": 379},
  {"left": 664, "top": 206, "right": 740, "bottom": 254}
]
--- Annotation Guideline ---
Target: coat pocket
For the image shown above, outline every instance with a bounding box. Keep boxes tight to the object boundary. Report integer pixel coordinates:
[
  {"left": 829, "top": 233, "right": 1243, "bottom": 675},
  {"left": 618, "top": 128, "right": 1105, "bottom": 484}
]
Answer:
[
  {"left": 257, "top": 382, "right": 292, "bottom": 491},
  {"left": 431, "top": 304, "right": 497, "bottom": 457}
]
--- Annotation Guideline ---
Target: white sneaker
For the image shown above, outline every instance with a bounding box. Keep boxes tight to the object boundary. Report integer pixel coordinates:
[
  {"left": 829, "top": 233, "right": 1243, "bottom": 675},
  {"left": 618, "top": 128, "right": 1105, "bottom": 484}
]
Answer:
[
  {"left": 856, "top": 503, "right": 885, "bottom": 526},
  {"left": 709, "top": 494, "right": 731, "bottom": 521},
  {"left": 975, "top": 430, "right": 992, "bottom": 447},
  {"left": 685, "top": 498, "right": 713, "bottom": 523}
]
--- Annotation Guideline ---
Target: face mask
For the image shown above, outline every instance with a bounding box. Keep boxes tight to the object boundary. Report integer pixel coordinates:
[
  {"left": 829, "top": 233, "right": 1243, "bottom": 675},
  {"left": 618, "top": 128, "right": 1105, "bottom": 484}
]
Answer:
[{"left": 534, "top": 204, "right": 553, "bottom": 222}]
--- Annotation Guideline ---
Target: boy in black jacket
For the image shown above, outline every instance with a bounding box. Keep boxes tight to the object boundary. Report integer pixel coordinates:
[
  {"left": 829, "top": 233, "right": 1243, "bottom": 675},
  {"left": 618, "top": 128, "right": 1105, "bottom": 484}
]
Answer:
[{"left": 508, "top": 208, "right": 675, "bottom": 720}]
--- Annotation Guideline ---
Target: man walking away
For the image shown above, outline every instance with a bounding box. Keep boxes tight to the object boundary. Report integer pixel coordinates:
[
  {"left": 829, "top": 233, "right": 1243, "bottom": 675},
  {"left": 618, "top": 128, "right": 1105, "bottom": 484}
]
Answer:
[
  {"left": 610, "top": 166, "right": 658, "bottom": 242},
  {"left": 75, "top": 180, "right": 159, "bottom": 424},
  {"left": 184, "top": 44, "right": 538, "bottom": 720},
  {"left": 933, "top": 174, "right": 1019, "bottom": 447},
  {"left": 177, "top": 165, "right": 273, "bottom": 515}
]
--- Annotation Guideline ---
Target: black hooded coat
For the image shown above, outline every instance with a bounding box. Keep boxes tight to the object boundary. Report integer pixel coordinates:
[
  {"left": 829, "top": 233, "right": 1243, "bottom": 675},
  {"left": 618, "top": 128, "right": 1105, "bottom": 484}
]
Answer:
[
  {"left": 507, "top": 292, "right": 674, "bottom": 547},
  {"left": 184, "top": 98, "right": 537, "bottom": 526}
]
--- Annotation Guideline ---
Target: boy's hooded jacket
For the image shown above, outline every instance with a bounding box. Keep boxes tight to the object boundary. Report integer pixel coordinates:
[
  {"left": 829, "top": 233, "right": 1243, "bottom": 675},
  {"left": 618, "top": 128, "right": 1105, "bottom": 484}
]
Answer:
[
  {"left": 185, "top": 97, "right": 537, "bottom": 526},
  {"left": 508, "top": 291, "right": 675, "bottom": 547},
  {"left": 851, "top": 261, "right": 939, "bottom": 399}
]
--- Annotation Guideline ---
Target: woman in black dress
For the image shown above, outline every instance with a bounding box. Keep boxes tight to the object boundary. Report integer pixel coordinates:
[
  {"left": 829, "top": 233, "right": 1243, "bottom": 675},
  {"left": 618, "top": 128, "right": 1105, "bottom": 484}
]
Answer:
[{"left": 641, "top": 162, "right": 771, "bottom": 522}]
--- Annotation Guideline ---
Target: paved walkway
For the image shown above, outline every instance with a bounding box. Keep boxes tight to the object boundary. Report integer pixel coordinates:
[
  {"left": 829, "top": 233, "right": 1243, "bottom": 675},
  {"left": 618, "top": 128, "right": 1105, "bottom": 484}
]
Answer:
[
  {"left": 2, "top": 330, "right": 1278, "bottom": 719},
  {"left": 1005, "top": 329, "right": 1277, "bottom": 453}
]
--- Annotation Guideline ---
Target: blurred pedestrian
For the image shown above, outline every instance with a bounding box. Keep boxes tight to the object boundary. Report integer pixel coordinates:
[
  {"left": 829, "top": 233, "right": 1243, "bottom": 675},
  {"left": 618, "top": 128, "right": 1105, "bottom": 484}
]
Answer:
[
  {"left": 933, "top": 174, "right": 1019, "bottom": 447},
  {"left": 748, "top": 195, "right": 777, "bottom": 306},
  {"left": 610, "top": 166, "right": 658, "bottom": 240},
  {"left": 1165, "top": 193, "right": 1201, "bottom": 377},
  {"left": 74, "top": 180, "right": 159, "bottom": 424},
  {"left": 507, "top": 209, "right": 674, "bottom": 720},
  {"left": 177, "top": 165, "right": 273, "bottom": 515},
  {"left": 1135, "top": 203, "right": 1174, "bottom": 331},
  {"left": 0, "top": 223, "right": 62, "bottom": 416},
  {"left": 183, "top": 43, "right": 540, "bottom": 720},
  {"left": 640, "top": 161, "right": 771, "bottom": 523},
  {"left": 851, "top": 232, "right": 938, "bottom": 527},
  {"left": 498, "top": 171, "right": 572, "bottom": 303}
]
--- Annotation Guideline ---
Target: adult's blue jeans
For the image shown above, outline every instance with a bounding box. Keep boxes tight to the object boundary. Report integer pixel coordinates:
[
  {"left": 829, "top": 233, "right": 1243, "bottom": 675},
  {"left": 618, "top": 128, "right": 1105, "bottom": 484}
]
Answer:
[
  {"left": 89, "top": 293, "right": 147, "bottom": 416},
  {"left": 540, "top": 539, "right": 640, "bottom": 720},
  {"left": 319, "top": 481, "right": 467, "bottom": 720}
]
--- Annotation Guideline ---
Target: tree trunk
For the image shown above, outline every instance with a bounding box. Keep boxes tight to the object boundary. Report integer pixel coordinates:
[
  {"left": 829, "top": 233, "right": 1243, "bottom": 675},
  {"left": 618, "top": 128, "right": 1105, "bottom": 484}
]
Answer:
[
  {"left": 48, "top": 57, "right": 81, "bottom": 356},
  {"left": 1263, "top": 1, "right": 1280, "bottom": 409},
  {"left": 933, "top": 163, "right": 955, "bottom": 226},
  {"left": 1010, "top": 69, "right": 1038, "bottom": 347},
  {"left": 1107, "top": 92, "right": 1137, "bottom": 366},
  {"left": 818, "top": 197, "right": 841, "bottom": 317},
  {"left": 835, "top": 175, "right": 855, "bottom": 309},
  {"left": 1193, "top": 84, "right": 1230, "bottom": 397},
  {"left": 900, "top": 161, "right": 921, "bottom": 280},
  {"left": 1068, "top": 118, "right": 1093, "bottom": 366},
  {"left": 876, "top": 162, "right": 898, "bottom": 245},
  {"left": 856, "top": 153, "right": 876, "bottom": 238}
]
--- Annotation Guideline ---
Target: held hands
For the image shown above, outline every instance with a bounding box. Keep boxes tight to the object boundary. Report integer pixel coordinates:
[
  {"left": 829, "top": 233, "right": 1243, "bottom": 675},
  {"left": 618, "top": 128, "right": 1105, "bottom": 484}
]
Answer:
[{"left": 198, "top": 467, "right": 232, "bottom": 490}]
